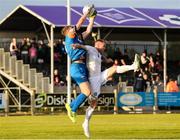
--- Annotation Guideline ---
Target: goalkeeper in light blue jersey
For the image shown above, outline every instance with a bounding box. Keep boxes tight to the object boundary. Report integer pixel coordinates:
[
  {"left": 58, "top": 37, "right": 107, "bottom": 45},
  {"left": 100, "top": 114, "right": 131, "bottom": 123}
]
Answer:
[{"left": 61, "top": 5, "right": 97, "bottom": 123}]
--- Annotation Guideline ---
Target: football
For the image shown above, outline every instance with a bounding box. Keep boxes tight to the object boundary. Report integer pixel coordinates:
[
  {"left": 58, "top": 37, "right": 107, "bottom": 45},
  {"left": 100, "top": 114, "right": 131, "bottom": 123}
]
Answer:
[{"left": 82, "top": 4, "right": 97, "bottom": 18}]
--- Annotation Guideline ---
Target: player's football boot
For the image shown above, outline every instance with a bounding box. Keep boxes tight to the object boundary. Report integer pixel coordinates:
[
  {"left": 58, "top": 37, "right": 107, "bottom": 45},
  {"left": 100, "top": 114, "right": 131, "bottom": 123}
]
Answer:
[
  {"left": 65, "top": 103, "right": 76, "bottom": 123},
  {"left": 71, "top": 112, "right": 77, "bottom": 123},
  {"left": 82, "top": 121, "right": 90, "bottom": 138}
]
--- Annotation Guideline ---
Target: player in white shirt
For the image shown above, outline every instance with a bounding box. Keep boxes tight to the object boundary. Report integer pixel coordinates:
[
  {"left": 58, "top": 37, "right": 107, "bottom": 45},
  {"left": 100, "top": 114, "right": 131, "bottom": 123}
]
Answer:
[{"left": 72, "top": 39, "right": 140, "bottom": 138}]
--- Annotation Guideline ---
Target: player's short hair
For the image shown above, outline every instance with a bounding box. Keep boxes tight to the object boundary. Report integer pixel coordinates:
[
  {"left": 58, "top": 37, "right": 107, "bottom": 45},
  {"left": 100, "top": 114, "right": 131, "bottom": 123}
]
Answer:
[
  {"left": 61, "top": 25, "right": 71, "bottom": 36},
  {"left": 94, "top": 39, "right": 106, "bottom": 45}
]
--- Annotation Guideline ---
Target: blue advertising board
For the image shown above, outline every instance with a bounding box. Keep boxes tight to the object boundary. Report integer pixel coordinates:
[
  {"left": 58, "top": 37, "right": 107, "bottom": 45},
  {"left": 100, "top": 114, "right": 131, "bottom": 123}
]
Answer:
[
  {"left": 158, "top": 92, "right": 180, "bottom": 106},
  {"left": 0, "top": 93, "right": 5, "bottom": 108},
  {"left": 118, "top": 92, "right": 154, "bottom": 107}
]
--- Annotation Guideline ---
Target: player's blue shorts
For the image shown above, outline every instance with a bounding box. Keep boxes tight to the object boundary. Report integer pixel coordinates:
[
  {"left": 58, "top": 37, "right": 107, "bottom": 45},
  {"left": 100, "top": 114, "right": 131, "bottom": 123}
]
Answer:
[{"left": 70, "top": 63, "right": 88, "bottom": 85}]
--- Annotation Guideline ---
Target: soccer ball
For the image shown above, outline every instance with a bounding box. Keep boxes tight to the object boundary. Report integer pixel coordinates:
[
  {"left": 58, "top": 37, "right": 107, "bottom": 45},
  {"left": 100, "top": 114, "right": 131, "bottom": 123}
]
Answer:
[{"left": 82, "top": 4, "right": 97, "bottom": 18}]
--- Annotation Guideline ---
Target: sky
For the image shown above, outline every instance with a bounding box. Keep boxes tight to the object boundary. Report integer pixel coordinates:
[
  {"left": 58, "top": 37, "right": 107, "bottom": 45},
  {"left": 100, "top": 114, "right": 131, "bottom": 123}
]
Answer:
[{"left": 0, "top": 0, "right": 180, "bottom": 21}]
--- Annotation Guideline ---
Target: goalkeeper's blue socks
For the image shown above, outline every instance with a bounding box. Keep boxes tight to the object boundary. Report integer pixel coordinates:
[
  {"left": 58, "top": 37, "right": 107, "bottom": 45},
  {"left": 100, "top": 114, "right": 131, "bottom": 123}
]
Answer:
[
  {"left": 70, "top": 99, "right": 75, "bottom": 108},
  {"left": 71, "top": 93, "right": 87, "bottom": 112}
]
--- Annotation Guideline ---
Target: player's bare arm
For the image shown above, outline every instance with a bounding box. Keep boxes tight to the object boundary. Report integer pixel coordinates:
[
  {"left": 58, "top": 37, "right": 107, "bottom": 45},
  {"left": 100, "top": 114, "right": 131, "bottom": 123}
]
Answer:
[
  {"left": 82, "top": 17, "right": 96, "bottom": 39},
  {"left": 75, "top": 10, "right": 89, "bottom": 30},
  {"left": 71, "top": 43, "right": 87, "bottom": 50}
]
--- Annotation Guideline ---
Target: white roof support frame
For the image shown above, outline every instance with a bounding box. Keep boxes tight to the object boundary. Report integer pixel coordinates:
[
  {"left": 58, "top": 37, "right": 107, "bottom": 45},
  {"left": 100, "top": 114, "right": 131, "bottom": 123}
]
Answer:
[
  {"left": 67, "top": 0, "right": 72, "bottom": 104},
  {"left": 41, "top": 20, "right": 51, "bottom": 43},
  {"left": 163, "top": 29, "right": 167, "bottom": 92},
  {"left": 103, "top": 28, "right": 113, "bottom": 40},
  {"left": 41, "top": 21, "right": 54, "bottom": 93},
  {"left": 151, "top": 29, "right": 163, "bottom": 43},
  {"left": 50, "top": 25, "right": 54, "bottom": 93},
  {"left": 0, "top": 5, "right": 54, "bottom": 27}
]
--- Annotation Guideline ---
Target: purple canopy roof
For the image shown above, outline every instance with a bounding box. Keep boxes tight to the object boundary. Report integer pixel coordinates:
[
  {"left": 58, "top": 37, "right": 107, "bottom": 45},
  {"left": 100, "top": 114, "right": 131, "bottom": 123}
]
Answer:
[
  {"left": 25, "top": 5, "right": 163, "bottom": 28},
  {"left": 136, "top": 8, "right": 180, "bottom": 28},
  {"left": 1, "top": 5, "right": 180, "bottom": 29}
]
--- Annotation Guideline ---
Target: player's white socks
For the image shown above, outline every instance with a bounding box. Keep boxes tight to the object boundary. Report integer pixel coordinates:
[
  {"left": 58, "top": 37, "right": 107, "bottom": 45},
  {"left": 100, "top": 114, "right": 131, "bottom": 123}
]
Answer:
[
  {"left": 116, "top": 65, "right": 134, "bottom": 74},
  {"left": 85, "top": 106, "right": 94, "bottom": 123}
]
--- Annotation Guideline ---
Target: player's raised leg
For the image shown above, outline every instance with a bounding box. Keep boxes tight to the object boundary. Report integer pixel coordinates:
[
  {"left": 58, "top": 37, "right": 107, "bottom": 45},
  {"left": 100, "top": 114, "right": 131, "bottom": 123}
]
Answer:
[
  {"left": 82, "top": 99, "right": 96, "bottom": 138},
  {"left": 106, "top": 53, "right": 140, "bottom": 78}
]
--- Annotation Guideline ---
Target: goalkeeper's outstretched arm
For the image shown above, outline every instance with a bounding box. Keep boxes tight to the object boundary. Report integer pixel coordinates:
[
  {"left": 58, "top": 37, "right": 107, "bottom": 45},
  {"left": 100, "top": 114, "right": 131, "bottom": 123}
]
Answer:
[
  {"left": 82, "top": 16, "right": 96, "bottom": 39},
  {"left": 76, "top": 11, "right": 89, "bottom": 31}
]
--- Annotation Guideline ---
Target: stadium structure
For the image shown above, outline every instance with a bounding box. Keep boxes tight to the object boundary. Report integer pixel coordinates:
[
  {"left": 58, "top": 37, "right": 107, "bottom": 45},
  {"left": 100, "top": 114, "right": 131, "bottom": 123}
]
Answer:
[{"left": 0, "top": 5, "right": 180, "bottom": 115}]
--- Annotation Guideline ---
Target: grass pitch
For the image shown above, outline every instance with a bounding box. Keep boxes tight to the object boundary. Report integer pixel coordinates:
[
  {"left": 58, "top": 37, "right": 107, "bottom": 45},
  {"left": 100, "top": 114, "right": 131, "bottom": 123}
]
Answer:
[{"left": 1, "top": 114, "right": 180, "bottom": 139}]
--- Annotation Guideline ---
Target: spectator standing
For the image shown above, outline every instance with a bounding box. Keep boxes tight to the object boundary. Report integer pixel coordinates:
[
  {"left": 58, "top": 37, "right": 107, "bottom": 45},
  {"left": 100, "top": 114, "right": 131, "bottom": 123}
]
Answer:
[
  {"left": 29, "top": 43, "right": 38, "bottom": 67},
  {"left": 166, "top": 77, "right": 179, "bottom": 92},
  {"left": 140, "top": 50, "right": 149, "bottom": 71},
  {"left": 37, "top": 40, "right": 45, "bottom": 72},
  {"left": 20, "top": 38, "right": 30, "bottom": 64},
  {"left": 134, "top": 70, "right": 147, "bottom": 92},
  {"left": 9, "top": 38, "right": 18, "bottom": 57}
]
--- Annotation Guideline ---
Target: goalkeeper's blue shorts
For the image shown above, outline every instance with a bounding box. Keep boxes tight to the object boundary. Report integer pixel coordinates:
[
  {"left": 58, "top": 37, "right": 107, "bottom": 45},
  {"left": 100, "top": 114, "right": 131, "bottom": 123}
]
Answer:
[{"left": 70, "top": 63, "right": 88, "bottom": 85}]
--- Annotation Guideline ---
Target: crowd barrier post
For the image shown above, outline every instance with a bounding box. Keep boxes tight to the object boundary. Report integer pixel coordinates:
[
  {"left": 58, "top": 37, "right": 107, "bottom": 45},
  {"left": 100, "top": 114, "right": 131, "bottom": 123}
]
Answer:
[
  {"left": 31, "top": 91, "right": 35, "bottom": 116},
  {"left": 153, "top": 86, "right": 158, "bottom": 114},
  {"left": 4, "top": 90, "right": 9, "bottom": 116},
  {"left": 113, "top": 89, "right": 118, "bottom": 114}
]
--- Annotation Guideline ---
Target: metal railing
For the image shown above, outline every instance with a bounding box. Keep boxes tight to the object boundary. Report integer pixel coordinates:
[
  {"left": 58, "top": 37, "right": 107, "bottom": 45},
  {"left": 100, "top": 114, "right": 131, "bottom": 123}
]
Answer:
[
  {"left": 0, "top": 48, "right": 5, "bottom": 69},
  {"left": 4, "top": 52, "right": 10, "bottom": 73},
  {"left": 10, "top": 56, "right": 16, "bottom": 77},
  {"left": 16, "top": 60, "right": 23, "bottom": 81},
  {"left": 23, "top": 64, "right": 30, "bottom": 86},
  {"left": 35, "top": 73, "right": 43, "bottom": 93},
  {"left": 0, "top": 49, "right": 51, "bottom": 116},
  {"left": 29, "top": 69, "right": 36, "bottom": 90}
]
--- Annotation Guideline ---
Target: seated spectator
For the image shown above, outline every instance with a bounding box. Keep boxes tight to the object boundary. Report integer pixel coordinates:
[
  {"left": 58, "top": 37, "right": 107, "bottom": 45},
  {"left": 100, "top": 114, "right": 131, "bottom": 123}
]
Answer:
[
  {"left": 113, "top": 47, "right": 125, "bottom": 65},
  {"left": 54, "top": 69, "right": 65, "bottom": 86},
  {"left": 113, "top": 59, "right": 119, "bottom": 66},
  {"left": 155, "top": 61, "right": 163, "bottom": 75},
  {"left": 155, "top": 50, "right": 163, "bottom": 64},
  {"left": 54, "top": 42, "right": 61, "bottom": 64},
  {"left": 149, "top": 54, "right": 155, "bottom": 73},
  {"left": 155, "top": 75, "right": 164, "bottom": 92},
  {"left": 166, "top": 77, "right": 179, "bottom": 92},
  {"left": 9, "top": 38, "right": 18, "bottom": 57},
  {"left": 54, "top": 69, "right": 61, "bottom": 86}
]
